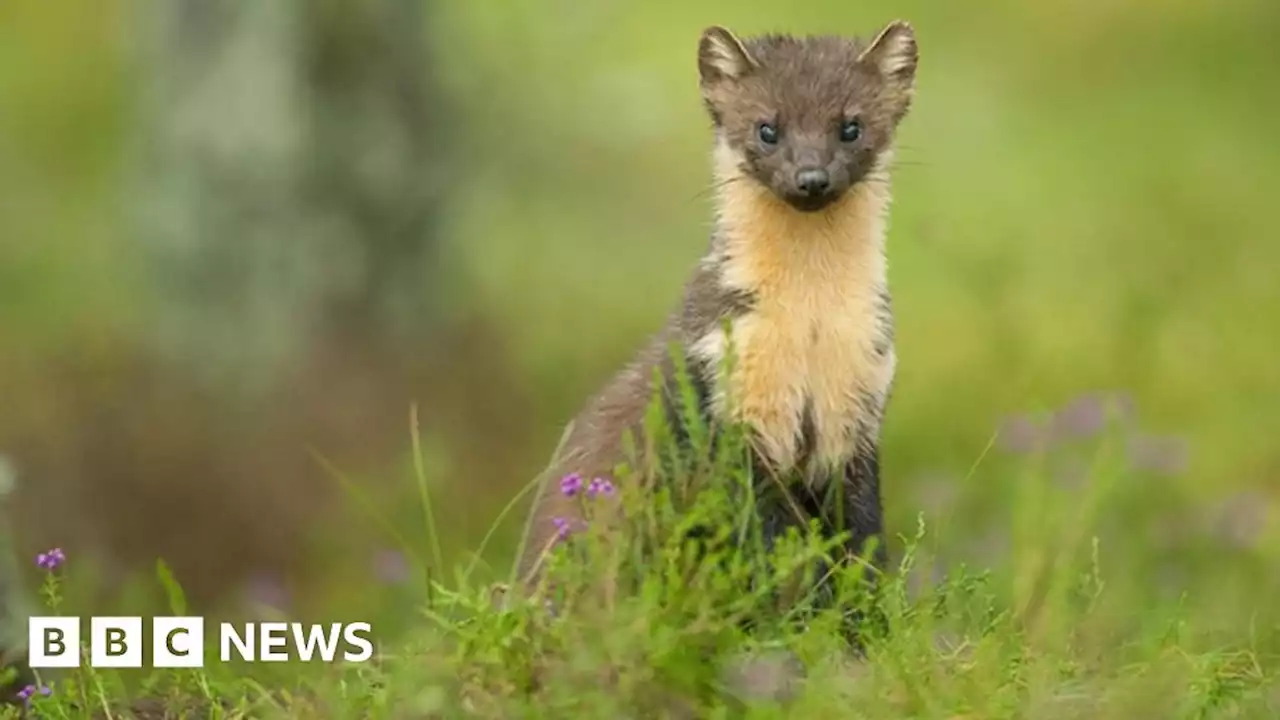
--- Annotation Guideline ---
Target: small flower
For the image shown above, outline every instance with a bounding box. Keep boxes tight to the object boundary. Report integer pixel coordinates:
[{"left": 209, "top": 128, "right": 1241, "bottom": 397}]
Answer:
[
  {"left": 373, "top": 549, "right": 411, "bottom": 585},
  {"left": 244, "top": 573, "right": 290, "bottom": 612},
  {"left": 996, "top": 414, "right": 1044, "bottom": 454},
  {"left": 913, "top": 472, "right": 959, "bottom": 515},
  {"left": 16, "top": 683, "right": 50, "bottom": 702},
  {"left": 35, "top": 547, "right": 66, "bottom": 571},
  {"left": 551, "top": 516, "right": 573, "bottom": 541},
  {"left": 586, "top": 477, "right": 615, "bottom": 499},
  {"left": 1049, "top": 393, "right": 1108, "bottom": 441},
  {"left": 559, "top": 473, "right": 584, "bottom": 498}
]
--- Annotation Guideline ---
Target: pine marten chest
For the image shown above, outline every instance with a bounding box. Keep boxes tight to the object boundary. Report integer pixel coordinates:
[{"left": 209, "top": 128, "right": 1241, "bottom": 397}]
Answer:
[{"left": 689, "top": 183, "right": 895, "bottom": 487}]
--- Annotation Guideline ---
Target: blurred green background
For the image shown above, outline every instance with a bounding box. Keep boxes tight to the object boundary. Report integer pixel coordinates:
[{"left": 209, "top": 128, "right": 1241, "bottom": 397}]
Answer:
[{"left": 0, "top": 0, "right": 1276, "bottom": 643}]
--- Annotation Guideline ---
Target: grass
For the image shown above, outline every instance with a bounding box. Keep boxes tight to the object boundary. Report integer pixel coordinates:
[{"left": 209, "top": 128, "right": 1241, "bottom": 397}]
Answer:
[
  {"left": 7, "top": 382, "right": 1277, "bottom": 719},
  {"left": 1, "top": 1, "right": 1278, "bottom": 717}
]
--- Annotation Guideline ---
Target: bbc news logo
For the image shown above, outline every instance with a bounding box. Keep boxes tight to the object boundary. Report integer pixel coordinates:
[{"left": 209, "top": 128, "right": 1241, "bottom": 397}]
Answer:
[{"left": 28, "top": 617, "right": 374, "bottom": 668}]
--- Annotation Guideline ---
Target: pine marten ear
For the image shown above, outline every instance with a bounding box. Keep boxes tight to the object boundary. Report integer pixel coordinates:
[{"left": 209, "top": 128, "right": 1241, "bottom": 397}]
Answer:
[
  {"left": 859, "top": 20, "right": 919, "bottom": 98},
  {"left": 698, "top": 26, "right": 757, "bottom": 86}
]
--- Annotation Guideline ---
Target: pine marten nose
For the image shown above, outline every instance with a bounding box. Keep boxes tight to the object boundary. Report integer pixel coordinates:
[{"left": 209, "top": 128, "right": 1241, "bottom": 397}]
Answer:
[{"left": 795, "top": 168, "right": 830, "bottom": 196}]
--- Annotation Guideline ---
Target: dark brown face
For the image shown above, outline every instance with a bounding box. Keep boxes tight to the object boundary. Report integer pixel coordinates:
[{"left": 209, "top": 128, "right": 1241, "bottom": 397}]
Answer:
[{"left": 698, "top": 23, "right": 919, "bottom": 212}]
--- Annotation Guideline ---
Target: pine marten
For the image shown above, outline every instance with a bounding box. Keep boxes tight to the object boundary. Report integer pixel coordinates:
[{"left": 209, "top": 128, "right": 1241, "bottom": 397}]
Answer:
[{"left": 516, "top": 21, "right": 918, "bottom": 614}]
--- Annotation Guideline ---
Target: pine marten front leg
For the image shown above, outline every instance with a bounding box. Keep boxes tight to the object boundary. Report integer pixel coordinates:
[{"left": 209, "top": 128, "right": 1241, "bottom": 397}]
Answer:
[{"left": 745, "top": 446, "right": 887, "bottom": 644}]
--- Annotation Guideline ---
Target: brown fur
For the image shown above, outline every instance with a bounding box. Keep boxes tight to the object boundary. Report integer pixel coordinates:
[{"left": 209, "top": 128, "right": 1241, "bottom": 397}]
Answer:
[{"left": 516, "top": 21, "right": 918, "bottom": 586}]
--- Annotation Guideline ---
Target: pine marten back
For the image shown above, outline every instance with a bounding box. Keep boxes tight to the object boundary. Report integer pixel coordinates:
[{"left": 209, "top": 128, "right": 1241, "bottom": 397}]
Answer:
[{"left": 517, "top": 21, "right": 919, "bottom": 601}]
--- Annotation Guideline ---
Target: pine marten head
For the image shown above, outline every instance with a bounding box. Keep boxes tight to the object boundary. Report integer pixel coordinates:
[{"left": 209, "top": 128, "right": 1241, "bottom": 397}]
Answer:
[{"left": 698, "top": 22, "right": 918, "bottom": 213}]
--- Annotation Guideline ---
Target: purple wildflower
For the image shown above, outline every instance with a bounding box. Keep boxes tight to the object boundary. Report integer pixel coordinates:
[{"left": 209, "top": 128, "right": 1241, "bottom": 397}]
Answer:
[
  {"left": 913, "top": 472, "right": 959, "bottom": 515},
  {"left": 559, "top": 473, "right": 584, "bottom": 498},
  {"left": 16, "top": 683, "right": 51, "bottom": 701},
  {"left": 996, "top": 414, "right": 1044, "bottom": 454},
  {"left": 373, "top": 549, "right": 411, "bottom": 585},
  {"left": 1049, "top": 393, "right": 1109, "bottom": 441},
  {"left": 551, "top": 516, "right": 573, "bottom": 541},
  {"left": 35, "top": 547, "right": 65, "bottom": 571},
  {"left": 244, "top": 573, "right": 290, "bottom": 611},
  {"left": 586, "top": 477, "right": 615, "bottom": 499}
]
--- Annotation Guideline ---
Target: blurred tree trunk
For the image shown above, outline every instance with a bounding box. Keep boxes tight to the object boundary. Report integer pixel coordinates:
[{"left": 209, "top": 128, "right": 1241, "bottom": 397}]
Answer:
[
  {"left": 2, "top": 1, "right": 550, "bottom": 690},
  {"left": 133, "top": 0, "right": 450, "bottom": 395}
]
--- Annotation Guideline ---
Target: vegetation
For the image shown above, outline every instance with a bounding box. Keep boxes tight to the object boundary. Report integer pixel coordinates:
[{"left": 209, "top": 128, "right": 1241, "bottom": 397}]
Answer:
[
  {"left": 1, "top": 0, "right": 1277, "bottom": 717},
  {"left": 7, "top": 383, "right": 1277, "bottom": 717}
]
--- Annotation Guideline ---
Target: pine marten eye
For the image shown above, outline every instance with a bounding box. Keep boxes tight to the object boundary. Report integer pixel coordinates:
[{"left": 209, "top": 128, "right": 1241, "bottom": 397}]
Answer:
[
  {"left": 757, "top": 122, "right": 780, "bottom": 145},
  {"left": 839, "top": 118, "right": 862, "bottom": 143}
]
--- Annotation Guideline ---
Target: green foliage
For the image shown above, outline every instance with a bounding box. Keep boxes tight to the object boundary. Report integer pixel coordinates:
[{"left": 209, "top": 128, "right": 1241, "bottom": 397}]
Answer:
[
  {"left": 154, "top": 560, "right": 188, "bottom": 618},
  {"left": 1, "top": 0, "right": 1278, "bottom": 717},
  {"left": 12, "top": 516, "right": 1276, "bottom": 717},
  {"left": 11, "top": 366, "right": 1278, "bottom": 718}
]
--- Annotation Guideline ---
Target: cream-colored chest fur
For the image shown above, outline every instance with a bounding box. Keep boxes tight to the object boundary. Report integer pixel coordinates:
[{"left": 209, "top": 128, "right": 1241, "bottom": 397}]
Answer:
[{"left": 692, "top": 145, "right": 896, "bottom": 485}]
